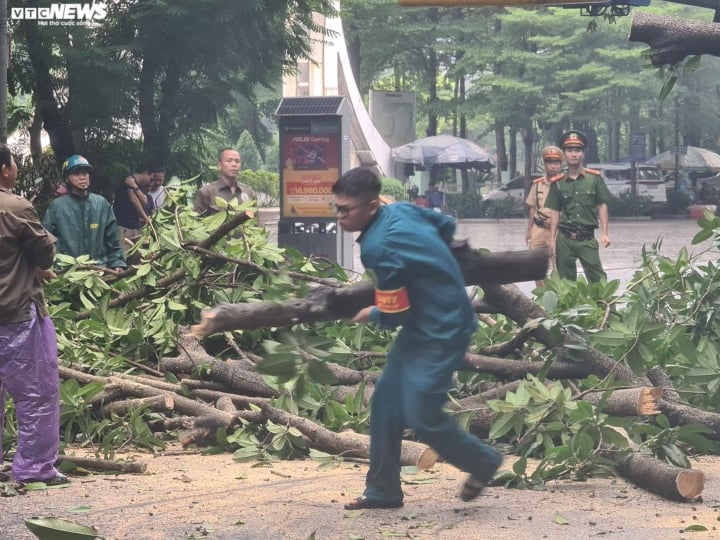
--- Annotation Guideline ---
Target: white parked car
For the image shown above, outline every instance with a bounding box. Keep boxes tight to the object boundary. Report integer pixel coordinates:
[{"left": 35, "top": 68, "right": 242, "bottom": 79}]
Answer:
[
  {"left": 483, "top": 175, "right": 533, "bottom": 215},
  {"left": 587, "top": 163, "right": 667, "bottom": 205}
]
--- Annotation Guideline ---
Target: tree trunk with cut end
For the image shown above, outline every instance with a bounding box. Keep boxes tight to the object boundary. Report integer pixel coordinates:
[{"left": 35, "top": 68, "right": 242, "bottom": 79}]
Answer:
[
  {"left": 260, "top": 404, "right": 437, "bottom": 469},
  {"left": 583, "top": 387, "right": 662, "bottom": 416},
  {"left": 100, "top": 395, "right": 175, "bottom": 418},
  {"left": 215, "top": 395, "right": 237, "bottom": 414},
  {"left": 617, "top": 452, "right": 704, "bottom": 501},
  {"left": 629, "top": 12, "right": 720, "bottom": 66}
]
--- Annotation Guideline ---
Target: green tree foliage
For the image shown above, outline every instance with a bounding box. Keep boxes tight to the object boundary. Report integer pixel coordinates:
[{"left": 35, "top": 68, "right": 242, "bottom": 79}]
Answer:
[
  {"left": 237, "top": 170, "right": 280, "bottom": 206},
  {"left": 380, "top": 177, "right": 406, "bottom": 200},
  {"left": 237, "top": 130, "right": 263, "bottom": 171},
  {"left": 342, "top": 2, "right": 720, "bottom": 173},
  {"left": 8, "top": 1, "right": 335, "bottom": 191}
]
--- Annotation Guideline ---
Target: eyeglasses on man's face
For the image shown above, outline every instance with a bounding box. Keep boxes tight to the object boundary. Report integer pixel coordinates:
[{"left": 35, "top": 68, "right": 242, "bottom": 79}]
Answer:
[{"left": 330, "top": 200, "right": 368, "bottom": 217}]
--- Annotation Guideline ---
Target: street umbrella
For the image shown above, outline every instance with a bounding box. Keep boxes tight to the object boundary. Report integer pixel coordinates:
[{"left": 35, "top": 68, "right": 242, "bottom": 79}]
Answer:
[
  {"left": 646, "top": 146, "right": 720, "bottom": 172},
  {"left": 392, "top": 134, "right": 494, "bottom": 170}
]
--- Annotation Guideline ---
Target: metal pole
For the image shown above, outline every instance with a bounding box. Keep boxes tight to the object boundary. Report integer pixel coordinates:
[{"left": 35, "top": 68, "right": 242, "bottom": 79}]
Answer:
[
  {"left": 0, "top": 0, "right": 8, "bottom": 143},
  {"left": 674, "top": 96, "right": 680, "bottom": 193}
]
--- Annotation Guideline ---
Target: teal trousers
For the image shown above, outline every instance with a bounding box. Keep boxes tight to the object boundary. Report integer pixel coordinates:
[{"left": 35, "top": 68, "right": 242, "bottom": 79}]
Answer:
[{"left": 362, "top": 331, "right": 502, "bottom": 504}]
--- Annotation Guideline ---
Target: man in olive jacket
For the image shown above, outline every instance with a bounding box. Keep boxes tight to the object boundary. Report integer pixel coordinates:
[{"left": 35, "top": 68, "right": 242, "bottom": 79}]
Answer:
[{"left": 42, "top": 155, "right": 126, "bottom": 270}]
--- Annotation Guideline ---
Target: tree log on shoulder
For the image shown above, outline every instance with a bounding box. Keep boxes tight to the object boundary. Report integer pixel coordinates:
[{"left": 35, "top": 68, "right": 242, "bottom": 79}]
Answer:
[
  {"left": 191, "top": 245, "right": 549, "bottom": 336},
  {"left": 629, "top": 12, "right": 720, "bottom": 66}
]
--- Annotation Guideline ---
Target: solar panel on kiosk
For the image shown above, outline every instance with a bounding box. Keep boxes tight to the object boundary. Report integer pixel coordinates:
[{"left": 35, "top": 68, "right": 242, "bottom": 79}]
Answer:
[{"left": 276, "top": 97, "right": 344, "bottom": 116}]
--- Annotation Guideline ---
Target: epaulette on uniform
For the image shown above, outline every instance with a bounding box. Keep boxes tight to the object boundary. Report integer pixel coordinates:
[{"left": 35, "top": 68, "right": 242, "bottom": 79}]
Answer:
[
  {"left": 584, "top": 168, "right": 601, "bottom": 176},
  {"left": 533, "top": 173, "right": 564, "bottom": 184}
]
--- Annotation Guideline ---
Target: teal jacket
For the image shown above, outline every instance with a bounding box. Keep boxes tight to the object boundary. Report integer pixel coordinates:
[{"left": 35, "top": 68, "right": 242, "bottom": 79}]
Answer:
[
  {"left": 42, "top": 193, "right": 127, "bottom": 269},
  {"left": 359, "top": 203, "right": 477, "bottom": 342}
]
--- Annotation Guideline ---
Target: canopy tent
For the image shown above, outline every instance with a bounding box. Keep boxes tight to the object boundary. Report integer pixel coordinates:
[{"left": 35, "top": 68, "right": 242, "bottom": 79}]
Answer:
[
  {"left": 646, "top": 146, "right": 720, "bottom": 172},
  {"left": 392, "top": 134, "right": 494, "bottom": 171}
]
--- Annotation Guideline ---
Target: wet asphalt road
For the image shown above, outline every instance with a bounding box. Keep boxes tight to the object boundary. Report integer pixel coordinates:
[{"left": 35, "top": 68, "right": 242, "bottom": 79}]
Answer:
[{"left": 260, "top": 210, "right": 719, "bottom": 292}]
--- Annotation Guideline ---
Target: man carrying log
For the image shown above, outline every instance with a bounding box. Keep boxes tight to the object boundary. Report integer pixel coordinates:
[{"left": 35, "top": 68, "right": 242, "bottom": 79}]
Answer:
[{"left": 331, "top": 168, "right": 502, "bottom": 510}]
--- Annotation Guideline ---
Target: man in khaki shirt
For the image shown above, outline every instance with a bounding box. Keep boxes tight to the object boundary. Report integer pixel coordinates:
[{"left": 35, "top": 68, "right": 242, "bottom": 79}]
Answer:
[
  {"left": 194, "top": 148, "right": 257, "bottom": 216},
  {"left": 525, "top": 145, "right": 564, "bottom": 285},
  {"left": 0, "top": 143, "right": 67, "bottom": 486}
]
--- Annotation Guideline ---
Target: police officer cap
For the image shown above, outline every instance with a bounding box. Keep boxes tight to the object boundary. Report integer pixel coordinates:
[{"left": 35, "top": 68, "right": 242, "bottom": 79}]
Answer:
[
  {"left": 541, "top": 145, "right": 564, "bottom": 161},
  {"left": 559, "top": 130, "right": 587, "bottom": 149}
]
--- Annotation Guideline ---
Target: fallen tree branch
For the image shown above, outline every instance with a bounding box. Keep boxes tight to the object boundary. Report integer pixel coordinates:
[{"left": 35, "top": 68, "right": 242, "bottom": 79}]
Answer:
[
  {"left": 260, "top": 403, "right": 438, "bottom": 469},
  {"left": 461, "top": 353, "right": 589, "bottom": 380},
  {"left": 159, "top": 356, "right": 279, "bottom": 398},
  {"left": 100, "top": 395, "right": 175, "bottom": 418},
  {"left": 78, "top": 212, "right": 253, "bottom": 319},
  {"left": 57, "top": 455, "right": 147, "bottom": 474}
]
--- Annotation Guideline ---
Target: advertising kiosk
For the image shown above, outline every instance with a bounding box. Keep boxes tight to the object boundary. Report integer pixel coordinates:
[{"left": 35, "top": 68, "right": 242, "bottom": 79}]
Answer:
[{"left": 276, "top": 97, "right": 353, "bottom": 270}]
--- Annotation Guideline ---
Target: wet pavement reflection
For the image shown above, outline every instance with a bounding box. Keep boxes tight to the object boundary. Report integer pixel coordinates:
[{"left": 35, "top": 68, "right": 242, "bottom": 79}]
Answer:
[{"left": 262, "top": 212, "right": 719, "bottom": 294}]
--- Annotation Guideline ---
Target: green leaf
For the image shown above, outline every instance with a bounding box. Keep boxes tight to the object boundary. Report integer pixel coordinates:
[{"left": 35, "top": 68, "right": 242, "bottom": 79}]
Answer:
[
  {"left": 512, "top": 457, "right": 527, "bottom": 476},
  {"left": 306, "top": 359, "right": 338, "bottom": 385},
  {"left": 489, "top": 413, "right": 521, "bottom": 440},
  {"left": 256, "top": 354, "right": 298, "bottom": 378},
  {"left": 554, "top": 515, "right": 570, "bottom": 525},
  {"left": 683, "top": 525, "right": 708, "bottom": 532}
]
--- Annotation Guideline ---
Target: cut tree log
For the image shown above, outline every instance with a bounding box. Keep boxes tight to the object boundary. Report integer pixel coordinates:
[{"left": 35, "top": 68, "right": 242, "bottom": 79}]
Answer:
[
  {"left": 215, "top": 395, "right": 237, "bottom": 414},
  {"left": 191, "top": 244, "right": 549, "bottom": 336},
  {"left": 629, "top": 11, "right": 720, "bottom": 66},
  {"left": 100, "top": 395, "right": 175, "bottom": 418},
  {"left": 646, "top": 366, "right": 720, "bottom": 441},
  {"left": 582, "top": 387, "right": 662, "bottom": 416},
  {"left": 260, "top": 403, "right": 438, "bottom": 469},
  {"left": 615, "top": 451, "right": 705, "bottom": 502},
  {"left": 57, "top": 455, "right": 147, "bottom": 474}
]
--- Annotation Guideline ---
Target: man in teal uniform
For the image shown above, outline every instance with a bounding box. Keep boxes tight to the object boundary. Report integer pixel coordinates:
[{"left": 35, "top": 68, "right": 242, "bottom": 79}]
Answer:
[
  {"left": 546, "top": 131, "right": 612, "bottom": 282},
  {"left": 42, "top": 155, "right": 127, "bottom": 270},
  {"left": 331, "top": 168, "right": 502, "bottom": 510}
]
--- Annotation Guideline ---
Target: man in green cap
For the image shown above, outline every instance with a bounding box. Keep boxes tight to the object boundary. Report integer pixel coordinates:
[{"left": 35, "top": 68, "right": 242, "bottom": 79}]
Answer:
[{"left": 546, "top": 130, "right": 612, "bottom": 282}]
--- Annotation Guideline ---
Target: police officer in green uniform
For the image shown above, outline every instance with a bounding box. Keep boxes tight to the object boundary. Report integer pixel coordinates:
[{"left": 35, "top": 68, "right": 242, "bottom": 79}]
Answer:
[{"left": 546, "top": 130, "right": 612, "bottom": 282}]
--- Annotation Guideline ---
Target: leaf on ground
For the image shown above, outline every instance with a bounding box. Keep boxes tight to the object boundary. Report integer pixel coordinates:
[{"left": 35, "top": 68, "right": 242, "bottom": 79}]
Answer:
[
  {"left": 683, "top": 524, "right": 708, "bottom": 532},
  {"left": 554, "top": 515, "right": 570, "bottom": 525},
  {"left": 343, "top": 510, "right": 364, "bottom": 518},
  {"left": 68, "top": 505, "right": 93, "bottom": 513}
]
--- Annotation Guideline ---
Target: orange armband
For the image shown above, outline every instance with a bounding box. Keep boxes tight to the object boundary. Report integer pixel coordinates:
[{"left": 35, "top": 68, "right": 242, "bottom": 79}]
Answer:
[{"left": 375, "top": 287, "right": 410, "bottom": 314}]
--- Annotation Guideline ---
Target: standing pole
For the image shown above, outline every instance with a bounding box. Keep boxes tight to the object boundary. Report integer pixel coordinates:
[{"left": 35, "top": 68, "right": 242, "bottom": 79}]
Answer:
[
  {"left": 0, "top": 0, "right": 8, "bottom": 143},
  {"left": 674, "top": 96, "right": 680, "bottom": 193}
]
